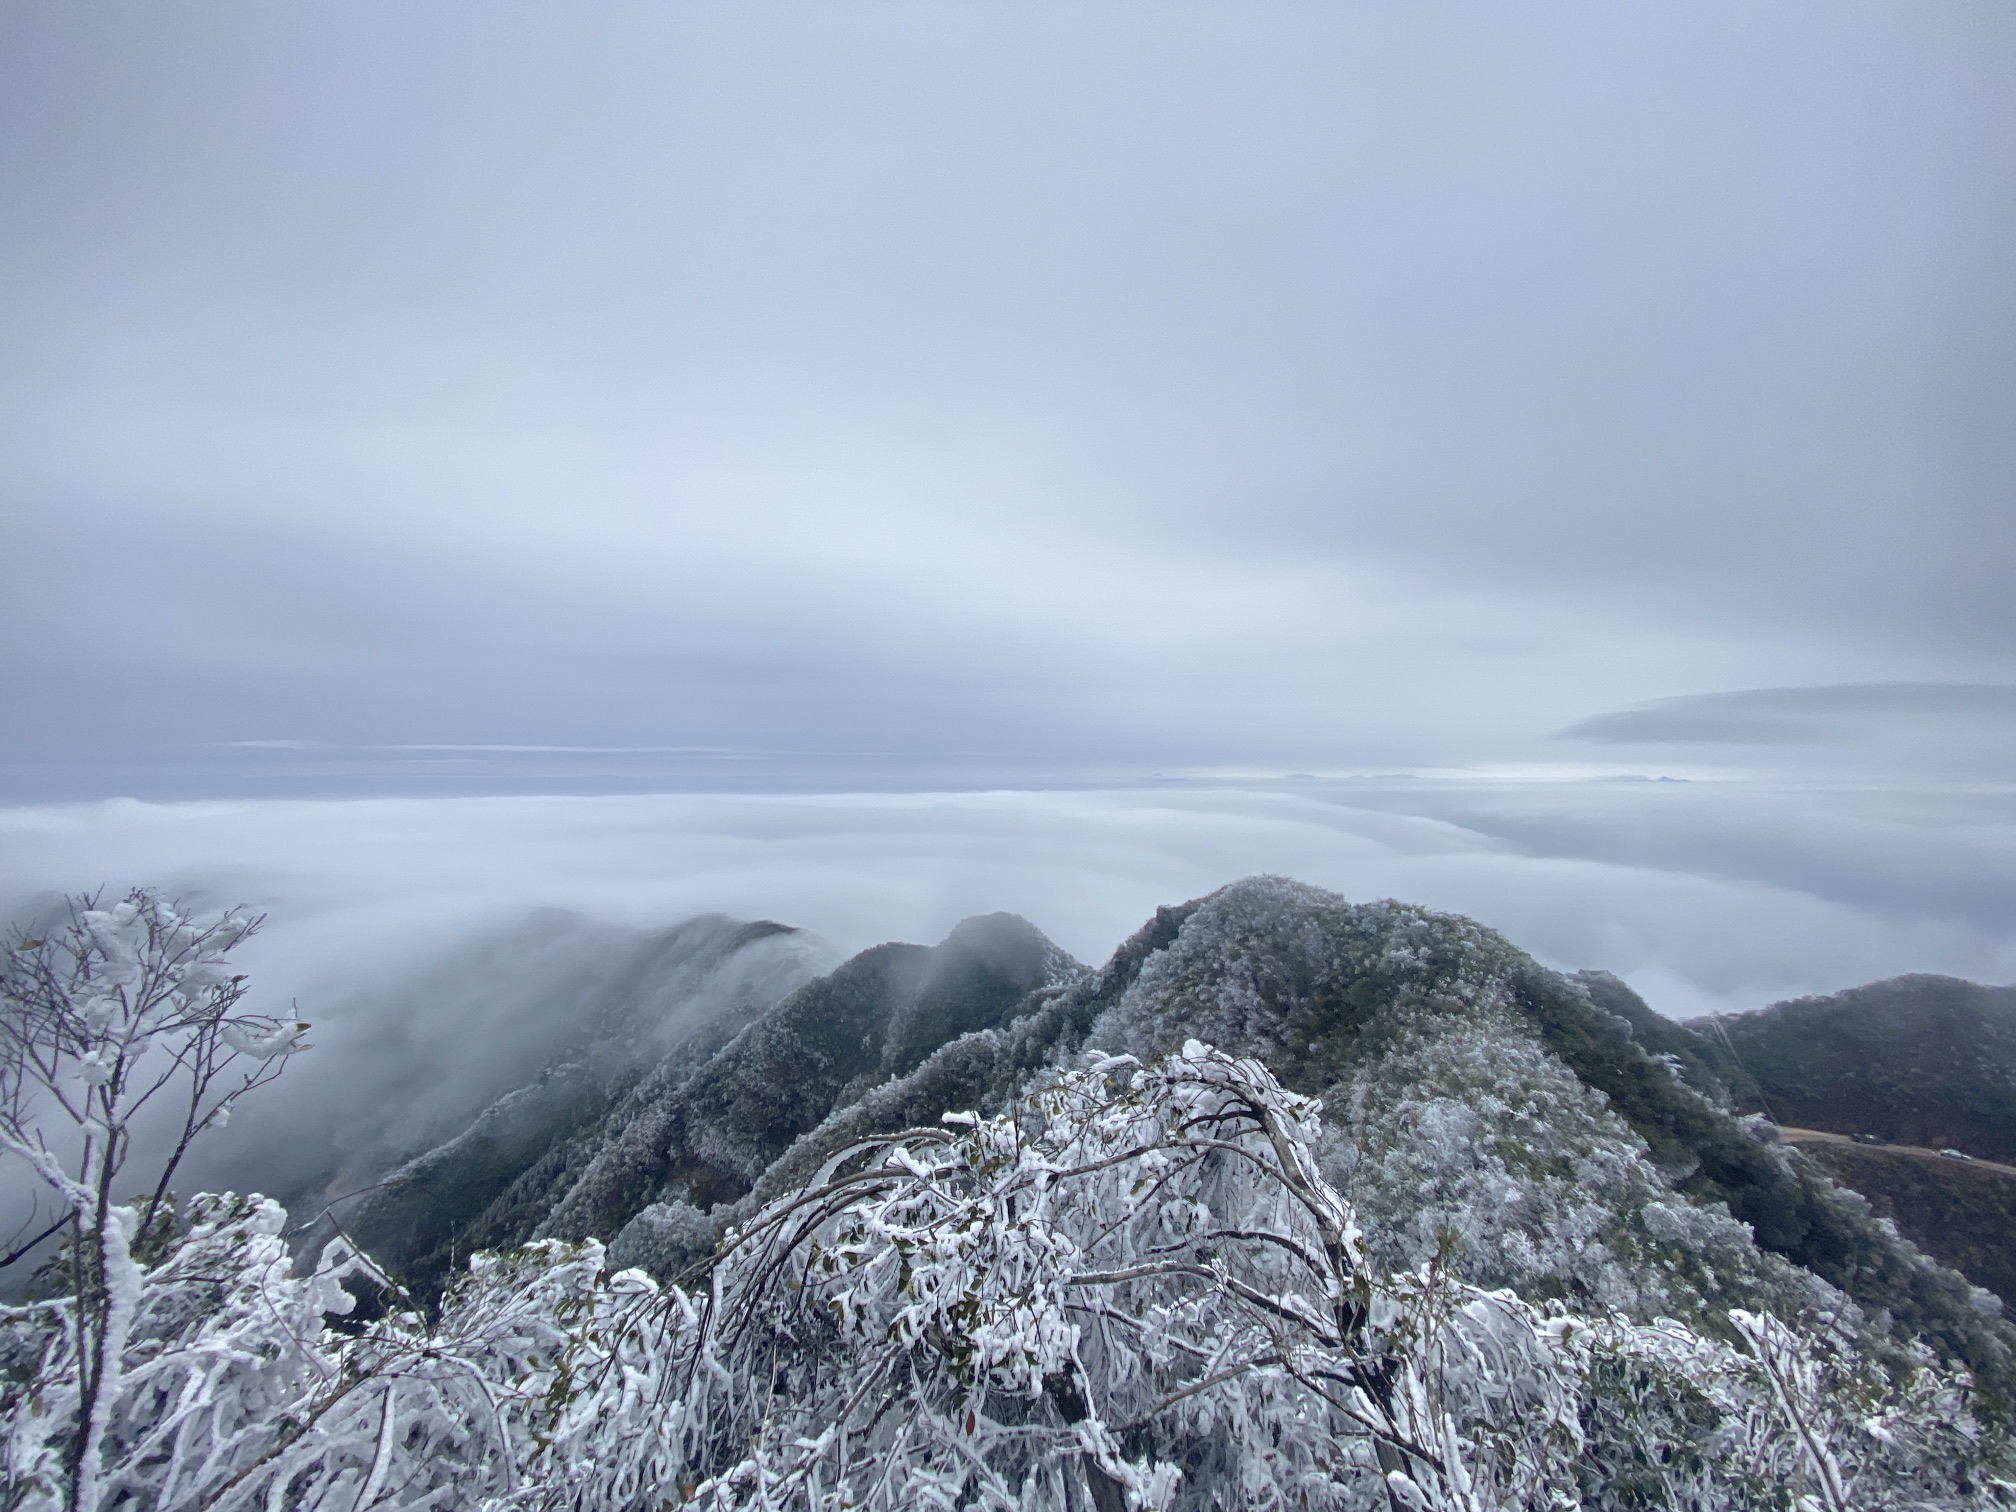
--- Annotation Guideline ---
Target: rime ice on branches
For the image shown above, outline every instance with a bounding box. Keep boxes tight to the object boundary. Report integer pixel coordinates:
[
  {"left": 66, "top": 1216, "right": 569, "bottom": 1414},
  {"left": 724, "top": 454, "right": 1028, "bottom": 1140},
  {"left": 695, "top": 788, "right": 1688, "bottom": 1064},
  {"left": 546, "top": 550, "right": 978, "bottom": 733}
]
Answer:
[{"left": 0, "top": 890, "right": 305, "bottom": 1512}]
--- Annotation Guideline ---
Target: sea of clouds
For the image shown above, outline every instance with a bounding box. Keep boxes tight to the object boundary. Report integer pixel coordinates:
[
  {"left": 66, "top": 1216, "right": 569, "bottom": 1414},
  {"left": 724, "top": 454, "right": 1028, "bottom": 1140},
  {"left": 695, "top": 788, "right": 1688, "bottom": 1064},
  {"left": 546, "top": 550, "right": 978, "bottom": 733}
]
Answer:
[
  {"left": 2, "top": 780, "right": 2011, "bottom": 1208},
  {"left": 5, "top": 780, "right": 2012, "bottom": 1013}
]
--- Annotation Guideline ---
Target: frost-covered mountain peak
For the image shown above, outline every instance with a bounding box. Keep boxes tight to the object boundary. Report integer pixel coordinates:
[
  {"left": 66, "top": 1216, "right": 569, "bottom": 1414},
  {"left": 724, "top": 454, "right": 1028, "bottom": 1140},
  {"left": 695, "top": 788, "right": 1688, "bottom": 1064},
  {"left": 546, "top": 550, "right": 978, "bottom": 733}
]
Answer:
[{"left": 1088, "top": 875, "right": 1529, "bottom": 1078}]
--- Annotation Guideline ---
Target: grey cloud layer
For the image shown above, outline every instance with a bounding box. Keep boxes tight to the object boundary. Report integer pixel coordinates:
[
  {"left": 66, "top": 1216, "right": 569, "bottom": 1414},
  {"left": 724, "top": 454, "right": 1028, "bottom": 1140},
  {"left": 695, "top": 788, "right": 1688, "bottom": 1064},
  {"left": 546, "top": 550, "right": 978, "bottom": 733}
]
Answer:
[
  {"left": 1559, "top": 682, "right": 2016, "bottom": 758},
  {"left": 2, "top": 783, "right": 2009, "bottom": 1020},
  {"left": 2, "top": 3, "right": 2011, "bottom": 787}
]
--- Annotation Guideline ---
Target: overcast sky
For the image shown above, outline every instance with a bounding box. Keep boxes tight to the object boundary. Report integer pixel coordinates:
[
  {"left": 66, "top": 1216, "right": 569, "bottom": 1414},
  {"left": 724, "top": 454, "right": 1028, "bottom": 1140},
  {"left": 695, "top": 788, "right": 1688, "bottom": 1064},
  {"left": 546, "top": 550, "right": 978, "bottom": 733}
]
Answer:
[{"left": 2, "top": 3, "right": 2011, "bottom": 796}]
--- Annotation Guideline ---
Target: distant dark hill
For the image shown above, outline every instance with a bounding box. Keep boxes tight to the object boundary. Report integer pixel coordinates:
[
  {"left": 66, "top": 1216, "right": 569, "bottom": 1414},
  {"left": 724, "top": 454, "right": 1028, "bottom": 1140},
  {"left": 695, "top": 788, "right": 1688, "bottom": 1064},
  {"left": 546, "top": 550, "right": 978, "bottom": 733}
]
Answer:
[
  {"left": 1673, "top": 972, "right": 2016, "bottom": 1314},
  {"left": 348, "top": 911, "right": 1081, "bottom": 1298},
  {"left": 1712, "top": 974, "right": 2016, "bottom": 1161},
  {"left": 339, "top": 913, "right": 828, "bottom": 1290}
]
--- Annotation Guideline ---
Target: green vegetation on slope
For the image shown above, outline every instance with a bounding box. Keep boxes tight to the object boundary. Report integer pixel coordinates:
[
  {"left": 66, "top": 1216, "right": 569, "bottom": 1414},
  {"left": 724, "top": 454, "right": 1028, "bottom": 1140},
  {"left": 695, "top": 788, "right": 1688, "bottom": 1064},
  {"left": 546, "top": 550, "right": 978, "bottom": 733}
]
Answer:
[
  {"left": 1787, "top": 1135, "right": 2016, "bottom": 1307},
  {"left": 1710, "top": 974, "right": 2016, "bottom": 1161}
]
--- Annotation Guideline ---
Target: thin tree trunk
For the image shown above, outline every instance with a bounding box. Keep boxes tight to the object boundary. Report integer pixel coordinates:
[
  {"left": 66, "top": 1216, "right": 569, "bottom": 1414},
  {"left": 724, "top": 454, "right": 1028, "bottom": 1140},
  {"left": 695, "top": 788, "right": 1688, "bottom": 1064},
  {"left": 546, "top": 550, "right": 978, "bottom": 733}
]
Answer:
[{"left": 1046, "top": 1372, "right": 1130, "bottom": 1512}]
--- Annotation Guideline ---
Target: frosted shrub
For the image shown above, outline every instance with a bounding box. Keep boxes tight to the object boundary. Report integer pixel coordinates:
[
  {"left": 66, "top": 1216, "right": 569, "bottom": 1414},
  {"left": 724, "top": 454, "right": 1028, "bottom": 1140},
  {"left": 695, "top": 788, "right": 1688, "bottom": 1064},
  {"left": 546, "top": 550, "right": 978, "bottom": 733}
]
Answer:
[
  {"left": 2, "top": 1197, "right": 673, "bottom": 1510},
  {"left": 1566, "top": 1307, "right": 1985, "bottom": 1511},
  {"left": 4, "top": 1194, "right": 490, "bottom": 1510},
  {"left": 1332, "top": 1009, "right": 1835, "bottom": 1330},
  {"left": 0, "top": 1018, "right": 1991, "bottom": 1509},
  {"left": 678, "top": 1041, "right": 1587, "bottom": 1511},
  {"left": 0, "top": 892, "right": 307, "bottom": 1512}
]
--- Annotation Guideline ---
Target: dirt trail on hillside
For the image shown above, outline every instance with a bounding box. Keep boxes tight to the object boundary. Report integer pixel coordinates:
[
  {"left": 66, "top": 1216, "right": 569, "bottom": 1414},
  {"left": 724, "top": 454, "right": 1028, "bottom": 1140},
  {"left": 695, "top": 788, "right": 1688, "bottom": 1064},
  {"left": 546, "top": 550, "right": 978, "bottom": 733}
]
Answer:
[{"left": 1778, "top": 1126, "right": 2016, "bottom": 1179}]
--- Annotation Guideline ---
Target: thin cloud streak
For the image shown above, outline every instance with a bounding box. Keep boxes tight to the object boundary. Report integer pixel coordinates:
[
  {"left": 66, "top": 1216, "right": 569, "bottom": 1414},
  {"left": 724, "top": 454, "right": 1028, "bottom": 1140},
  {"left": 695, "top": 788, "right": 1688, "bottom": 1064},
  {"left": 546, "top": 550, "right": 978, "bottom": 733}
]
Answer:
[
  {"left": 1557, "top": 682, "right": 2016, "bottom": 777},
  {"left": 1564, "top": 683, "right": 2016, "bottom": 738}
]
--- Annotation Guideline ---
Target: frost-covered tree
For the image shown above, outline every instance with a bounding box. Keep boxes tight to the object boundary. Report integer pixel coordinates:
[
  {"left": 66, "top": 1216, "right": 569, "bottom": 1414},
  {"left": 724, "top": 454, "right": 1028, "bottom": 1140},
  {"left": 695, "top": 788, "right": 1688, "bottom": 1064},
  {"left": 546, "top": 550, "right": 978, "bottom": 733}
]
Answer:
[
  {"left": 0, "top": 1003, "right": 1994, "bottom": 1508},
  {"left": 0, "top": 891, "right": 307, "bottom": 1511},
  {"left": 666, "top": 1040, "right": 1588, "bottom": 1511},
  {"left": 3, "top": 1190, "right": 619, "bottom": 1510}
]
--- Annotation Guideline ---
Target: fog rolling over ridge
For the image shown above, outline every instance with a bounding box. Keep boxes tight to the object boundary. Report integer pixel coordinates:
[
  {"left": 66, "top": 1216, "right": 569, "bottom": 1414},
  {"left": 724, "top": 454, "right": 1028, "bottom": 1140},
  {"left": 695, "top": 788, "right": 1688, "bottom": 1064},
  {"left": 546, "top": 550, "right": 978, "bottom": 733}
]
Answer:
[
  {"left": 5, "top": 776, "right": 2009, "bottom": 1247},
  {"left": 5, "top": 781, "right": 2014, "bottom": 1021},
  {"left": 189, "top": 909, "right": 837, "bottom": 1217}
]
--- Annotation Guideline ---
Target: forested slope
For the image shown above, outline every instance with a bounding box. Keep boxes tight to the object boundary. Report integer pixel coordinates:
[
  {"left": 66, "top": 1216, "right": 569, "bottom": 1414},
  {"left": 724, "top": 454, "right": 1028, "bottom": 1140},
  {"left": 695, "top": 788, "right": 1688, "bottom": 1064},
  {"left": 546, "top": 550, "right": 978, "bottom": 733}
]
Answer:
[{"left": 1711, "top": 974, "right": 2016, "bottom": 1160}]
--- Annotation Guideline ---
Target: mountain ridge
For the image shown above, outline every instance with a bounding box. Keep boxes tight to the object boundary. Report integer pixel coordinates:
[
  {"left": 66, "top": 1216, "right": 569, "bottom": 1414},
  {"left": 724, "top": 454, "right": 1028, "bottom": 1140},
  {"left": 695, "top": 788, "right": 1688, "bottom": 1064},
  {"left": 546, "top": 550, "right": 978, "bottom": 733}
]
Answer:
[
  {"left": 346, "top": 909, "right": 1083, "bottom": 1297},
  {"left": 333, "top": 877, "right": 2016, "bottom": 1423}
]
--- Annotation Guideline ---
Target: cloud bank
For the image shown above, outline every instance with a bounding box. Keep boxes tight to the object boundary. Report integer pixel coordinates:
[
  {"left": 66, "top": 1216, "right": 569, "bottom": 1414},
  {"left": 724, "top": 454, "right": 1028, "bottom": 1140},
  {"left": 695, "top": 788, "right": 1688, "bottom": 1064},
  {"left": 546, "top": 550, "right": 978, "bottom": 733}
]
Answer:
[
  {"left": 2, "top": 781, "right": 2010, "bottom": 1215},
  {"left": 3, "top": 782, "right": 2008, "bottom": 1020}
]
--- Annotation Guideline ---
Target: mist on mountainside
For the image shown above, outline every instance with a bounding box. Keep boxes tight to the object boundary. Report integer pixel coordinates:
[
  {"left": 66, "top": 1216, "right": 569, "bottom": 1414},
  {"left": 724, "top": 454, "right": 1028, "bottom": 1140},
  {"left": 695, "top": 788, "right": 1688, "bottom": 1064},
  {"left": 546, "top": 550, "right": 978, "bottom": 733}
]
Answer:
[{"left": 179, "top": 909, "right": 838, "bottom": 1214}]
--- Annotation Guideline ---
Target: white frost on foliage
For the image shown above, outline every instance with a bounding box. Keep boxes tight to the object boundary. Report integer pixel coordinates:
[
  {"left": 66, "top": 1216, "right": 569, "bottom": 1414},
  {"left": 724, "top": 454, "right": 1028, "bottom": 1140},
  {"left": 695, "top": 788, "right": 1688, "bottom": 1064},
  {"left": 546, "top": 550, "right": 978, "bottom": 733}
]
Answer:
[
  {"left": 1087, "top": 879, "right": 1858, "bottom": 1341},
  {"left": 1, "top": 1045, "right": 1988, "bottom": 1511},
  {"left": 1090, "top": 879, "right": 1527, "bottom": 1068},
  {"left": 1, "top": 1194, "right": 672, "bottom": 1512},
  {"left": 1330, "top": 1007, "right": 1838, "bottom": 1329},
  {"left": 1, "top": 891, "right": 319, "bottom": 1512}
]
